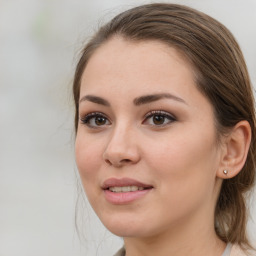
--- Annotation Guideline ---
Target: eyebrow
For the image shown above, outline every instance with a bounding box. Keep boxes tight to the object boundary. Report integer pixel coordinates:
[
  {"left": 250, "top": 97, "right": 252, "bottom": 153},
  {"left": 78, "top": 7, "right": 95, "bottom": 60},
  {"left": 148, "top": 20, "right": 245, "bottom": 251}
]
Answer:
[
  {"left": 133, "top": 93, "right": 187, "bottom": 106},
  {"left": 79, "top": 93, "right": 187, "bottom": 106},
  {"left": 79, "top": 95, "right": 110, "bottom": 106}
]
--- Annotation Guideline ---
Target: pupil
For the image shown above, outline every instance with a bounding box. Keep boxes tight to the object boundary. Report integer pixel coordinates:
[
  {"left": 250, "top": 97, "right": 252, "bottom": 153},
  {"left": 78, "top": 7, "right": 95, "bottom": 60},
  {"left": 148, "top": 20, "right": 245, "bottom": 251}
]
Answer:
[
  {"left": 95, "top": 117, "right": 106, "bottom": 125},
  {"left": 153, "top": 115, "right": 164, "bottom": 125}
]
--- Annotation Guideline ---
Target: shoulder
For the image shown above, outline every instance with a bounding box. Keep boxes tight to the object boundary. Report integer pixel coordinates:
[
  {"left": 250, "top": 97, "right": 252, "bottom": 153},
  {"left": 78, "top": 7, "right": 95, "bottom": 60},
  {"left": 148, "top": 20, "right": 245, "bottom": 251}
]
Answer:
[
  {"left": 231, "top": 244, "right": 256, "bottom": 256},
  {"left": 113, "top": 247, "right": 125, "bottom": 256}
]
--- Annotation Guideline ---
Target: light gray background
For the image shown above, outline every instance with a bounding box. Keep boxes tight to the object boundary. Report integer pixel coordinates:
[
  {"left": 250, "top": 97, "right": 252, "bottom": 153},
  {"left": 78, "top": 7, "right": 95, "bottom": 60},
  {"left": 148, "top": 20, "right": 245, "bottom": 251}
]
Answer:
[{"left": 0, "top": 0, "right": 255, "bottom": 255}]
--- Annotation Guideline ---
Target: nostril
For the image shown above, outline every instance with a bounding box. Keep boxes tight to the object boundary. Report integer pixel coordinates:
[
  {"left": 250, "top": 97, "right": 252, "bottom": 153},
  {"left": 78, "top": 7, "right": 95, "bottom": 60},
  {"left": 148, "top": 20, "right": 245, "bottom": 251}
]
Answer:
[
  {"left": 105, "top": 159, "right": 112, "bottom": 165},
  {"left": 104, "top": 158, "right": 132, "bottom": 167},
  {"left": 121, "top": 159, "right": 131, "bottom": 163}
]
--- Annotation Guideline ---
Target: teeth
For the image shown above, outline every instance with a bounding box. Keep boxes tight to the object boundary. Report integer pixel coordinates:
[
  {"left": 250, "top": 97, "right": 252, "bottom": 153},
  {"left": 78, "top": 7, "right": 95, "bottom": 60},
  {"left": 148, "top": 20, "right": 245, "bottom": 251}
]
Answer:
[{"left": 109, "top": 186, "right": 145, "bottom": 192}]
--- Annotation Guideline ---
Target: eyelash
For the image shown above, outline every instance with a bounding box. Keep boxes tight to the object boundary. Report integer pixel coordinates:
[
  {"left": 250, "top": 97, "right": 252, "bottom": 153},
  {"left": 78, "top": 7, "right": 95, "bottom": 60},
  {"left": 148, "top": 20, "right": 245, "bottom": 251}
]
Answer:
[
  {"left": 143, "top": 110, "right": 176, "bottom": 127},
  {"left": 80, "top": 110, "right": 176, "bottom": 128},
  {"left": 80, "top": 112, "right": 110, "bottom": 128}
]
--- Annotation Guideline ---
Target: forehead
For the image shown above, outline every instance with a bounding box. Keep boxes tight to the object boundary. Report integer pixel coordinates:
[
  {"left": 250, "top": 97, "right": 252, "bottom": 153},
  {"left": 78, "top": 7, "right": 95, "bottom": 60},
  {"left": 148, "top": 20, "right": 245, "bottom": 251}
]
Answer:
[
  {"left": 80, "top": 37, "right": 197, "bottom": 96},
  {"left": 79, "top": 36, "right": 215, "bottom": 131},
  {"left": 85, "top": 36, "right": 190, "bottom": 68}
]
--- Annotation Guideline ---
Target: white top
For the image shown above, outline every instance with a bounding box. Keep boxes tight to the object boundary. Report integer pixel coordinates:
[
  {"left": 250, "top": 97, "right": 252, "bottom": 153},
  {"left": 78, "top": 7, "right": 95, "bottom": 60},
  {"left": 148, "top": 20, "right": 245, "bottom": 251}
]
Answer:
[
  {"left": 222, "top": 243, "right": 233, "bottom": 256},
  {"left": 113, "top": 243, "right": 251, "bottom": 256}
]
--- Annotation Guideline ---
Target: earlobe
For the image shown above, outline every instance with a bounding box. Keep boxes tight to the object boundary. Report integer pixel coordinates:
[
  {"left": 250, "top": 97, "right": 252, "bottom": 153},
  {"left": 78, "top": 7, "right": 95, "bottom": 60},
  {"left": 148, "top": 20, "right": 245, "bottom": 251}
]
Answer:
[{"left": 217, "top": 121, "right": 251, "bottom": 179}]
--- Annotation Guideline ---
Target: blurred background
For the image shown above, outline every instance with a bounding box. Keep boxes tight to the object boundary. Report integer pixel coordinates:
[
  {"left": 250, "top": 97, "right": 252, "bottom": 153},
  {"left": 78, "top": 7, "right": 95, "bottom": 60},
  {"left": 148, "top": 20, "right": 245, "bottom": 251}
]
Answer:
[{"left": 0, "top": 0, "right": 255, "bottom": 255}]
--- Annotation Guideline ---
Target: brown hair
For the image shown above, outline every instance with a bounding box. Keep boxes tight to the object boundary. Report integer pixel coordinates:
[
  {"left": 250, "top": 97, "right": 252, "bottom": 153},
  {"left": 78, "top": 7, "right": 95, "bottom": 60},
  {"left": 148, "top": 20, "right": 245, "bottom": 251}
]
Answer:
[{"left": 73, "top": 3, "right": 256, "bottom": 250}]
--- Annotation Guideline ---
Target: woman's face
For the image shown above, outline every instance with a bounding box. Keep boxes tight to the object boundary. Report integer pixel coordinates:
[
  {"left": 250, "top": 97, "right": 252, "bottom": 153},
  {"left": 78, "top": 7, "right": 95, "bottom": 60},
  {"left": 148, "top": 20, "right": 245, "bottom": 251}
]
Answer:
[{"left": 75, "top": 37, "right": 223, "bottom": 238}]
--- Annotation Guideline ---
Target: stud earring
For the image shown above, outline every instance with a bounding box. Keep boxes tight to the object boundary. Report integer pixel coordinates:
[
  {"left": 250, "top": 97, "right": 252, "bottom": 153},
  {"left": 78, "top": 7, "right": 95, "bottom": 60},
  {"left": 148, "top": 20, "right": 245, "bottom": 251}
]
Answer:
[{"left": 223, "top": 169, "right": 228, "bottom": 175}]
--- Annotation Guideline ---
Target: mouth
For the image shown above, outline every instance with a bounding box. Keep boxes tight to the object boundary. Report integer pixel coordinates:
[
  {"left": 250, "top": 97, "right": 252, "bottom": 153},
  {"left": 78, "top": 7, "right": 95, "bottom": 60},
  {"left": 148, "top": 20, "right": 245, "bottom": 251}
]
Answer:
[
  {"left": 102, "top": 177, "right": 153, "bottom": 192},
  {"left": 108, "top": 186, "right": 150, "bottom": 193},
  {"left": 102, "top": 178, "right": 153, "bottom": 204}
]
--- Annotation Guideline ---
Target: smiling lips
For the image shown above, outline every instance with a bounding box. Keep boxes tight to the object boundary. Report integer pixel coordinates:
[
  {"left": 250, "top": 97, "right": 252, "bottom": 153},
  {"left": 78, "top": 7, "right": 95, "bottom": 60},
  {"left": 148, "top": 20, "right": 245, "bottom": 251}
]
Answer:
[
  {"left": 102, "top": 178, "right": 153, "bottom": 204},
  {"left": 109, "top": 186, "right": 145, "bottom": 192}
]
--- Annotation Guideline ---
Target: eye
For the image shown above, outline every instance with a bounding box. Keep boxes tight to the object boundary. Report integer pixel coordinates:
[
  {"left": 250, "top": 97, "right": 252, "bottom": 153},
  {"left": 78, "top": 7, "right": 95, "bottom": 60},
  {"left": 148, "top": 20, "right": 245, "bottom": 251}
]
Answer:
[
  {"left": 80, "top": 112, "right": 111, "bottom": 128},
  {"left": 143, "top": 111, "right": 176, "bottom": 126}
]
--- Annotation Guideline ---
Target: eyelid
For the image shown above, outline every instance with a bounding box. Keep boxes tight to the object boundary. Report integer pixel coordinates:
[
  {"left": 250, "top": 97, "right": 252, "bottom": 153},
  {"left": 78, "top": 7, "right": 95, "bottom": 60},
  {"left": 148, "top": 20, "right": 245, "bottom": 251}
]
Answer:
[
  {"left": 80, "top": 112, "right": 111, "bottom": 128},
  {"left": 80, "top": 111, "right": 107, "bottom": 121},
  {"left": 79, "top": 110, "right": 176, "bottom": 128},
  {"left": 143, "top": 110, "right": 176, "bottom": 126},
  {"left": 144, "top": 110, "right": 176, "bottom": 119}
]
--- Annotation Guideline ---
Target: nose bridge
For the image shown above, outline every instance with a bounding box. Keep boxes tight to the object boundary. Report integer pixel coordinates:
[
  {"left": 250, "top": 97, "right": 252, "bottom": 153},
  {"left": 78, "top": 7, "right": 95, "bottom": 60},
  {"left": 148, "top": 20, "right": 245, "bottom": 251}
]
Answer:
[
  {"left": 103, "top": 120, "right": 140, "bottom": 166},
  {"left": 108, "top": 121, "right": 134, "bottom": 152}
]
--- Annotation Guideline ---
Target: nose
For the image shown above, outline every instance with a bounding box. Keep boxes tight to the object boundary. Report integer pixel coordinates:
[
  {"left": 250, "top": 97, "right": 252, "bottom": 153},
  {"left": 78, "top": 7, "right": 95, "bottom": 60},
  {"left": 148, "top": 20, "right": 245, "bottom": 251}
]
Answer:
[{"left": 103, "top": 125, "right": 141, "bottom": 168}]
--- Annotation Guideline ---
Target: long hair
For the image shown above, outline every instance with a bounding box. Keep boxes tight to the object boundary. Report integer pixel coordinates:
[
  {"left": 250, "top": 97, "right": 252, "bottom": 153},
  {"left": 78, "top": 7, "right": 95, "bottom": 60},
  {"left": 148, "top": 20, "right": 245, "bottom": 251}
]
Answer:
[{"left": 73, "top": 3, "right": 256, "bottom": 250}]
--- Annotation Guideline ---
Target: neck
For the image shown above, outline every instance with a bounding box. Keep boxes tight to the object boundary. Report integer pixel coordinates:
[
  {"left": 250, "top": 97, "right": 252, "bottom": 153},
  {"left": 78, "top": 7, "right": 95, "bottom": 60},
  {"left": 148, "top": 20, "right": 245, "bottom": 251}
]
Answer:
[{"left": 124, "top": 211, "right": 226, "bottom": 256}]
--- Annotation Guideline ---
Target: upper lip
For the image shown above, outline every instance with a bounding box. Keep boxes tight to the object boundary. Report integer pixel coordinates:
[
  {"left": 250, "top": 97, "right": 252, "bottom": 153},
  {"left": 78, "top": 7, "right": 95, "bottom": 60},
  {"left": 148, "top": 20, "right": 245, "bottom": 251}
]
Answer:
[{"left": 102, "top": 178, "right": 153, "bottom": 190}]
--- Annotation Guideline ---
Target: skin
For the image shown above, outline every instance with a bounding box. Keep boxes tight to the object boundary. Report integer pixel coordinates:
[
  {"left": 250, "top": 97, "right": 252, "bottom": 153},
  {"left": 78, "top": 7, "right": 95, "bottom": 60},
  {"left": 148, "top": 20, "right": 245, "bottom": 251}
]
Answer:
[{"left": 75, "top": 36, "right": 233, "bottom": 256}]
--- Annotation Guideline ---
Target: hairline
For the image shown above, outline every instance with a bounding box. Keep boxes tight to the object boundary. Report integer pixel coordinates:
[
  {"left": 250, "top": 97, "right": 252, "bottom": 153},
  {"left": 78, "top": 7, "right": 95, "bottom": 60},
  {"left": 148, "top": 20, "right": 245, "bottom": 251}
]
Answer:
[{"left": 79, "top": 34, "right": 225, "bottom": 143}]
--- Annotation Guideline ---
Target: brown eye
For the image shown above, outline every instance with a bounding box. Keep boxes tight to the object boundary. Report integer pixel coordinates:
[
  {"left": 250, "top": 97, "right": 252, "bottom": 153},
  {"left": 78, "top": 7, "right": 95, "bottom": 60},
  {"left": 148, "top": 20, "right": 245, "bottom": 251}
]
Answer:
[
  {"left": 80, "top": 112, "right": 111, "bottom": 128},
  {"left": 95, "top": 116, "right": 107, "bottom": 126},
  {"left": 143, "top": 111, "right": 176, "bottom": 127},
  {"left": 152, "top": 115, "right": 165, "bottom": 125}
]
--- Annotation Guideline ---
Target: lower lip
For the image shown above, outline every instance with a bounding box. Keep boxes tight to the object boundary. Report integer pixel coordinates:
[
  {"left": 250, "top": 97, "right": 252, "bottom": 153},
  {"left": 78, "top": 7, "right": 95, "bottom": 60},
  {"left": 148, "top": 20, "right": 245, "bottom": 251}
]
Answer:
[{"left": 104, "top": 189, "right": 152, "bottom": 205}]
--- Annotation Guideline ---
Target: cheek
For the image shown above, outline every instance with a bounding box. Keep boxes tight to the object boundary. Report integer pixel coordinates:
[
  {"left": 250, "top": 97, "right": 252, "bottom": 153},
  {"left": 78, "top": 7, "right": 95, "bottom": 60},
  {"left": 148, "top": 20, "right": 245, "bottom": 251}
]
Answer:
[
  {"left": 75, "top": 134, "right": 103, "bottom": 184},
  {"left": 146, "top": 128, "right": 218, "bottom": 200},
  {"left": 151, "top": 124, "right": 218, "bottom": 171}
]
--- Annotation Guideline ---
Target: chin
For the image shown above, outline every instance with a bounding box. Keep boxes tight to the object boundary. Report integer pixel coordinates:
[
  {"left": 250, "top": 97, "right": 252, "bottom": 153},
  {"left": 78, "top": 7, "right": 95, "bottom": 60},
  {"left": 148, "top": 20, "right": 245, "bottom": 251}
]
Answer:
[
  {"left": 100, "top": 215, "right": 150, "bottom": 238},
  {"left": 109, "top": 228, "right": 137, "bottom": 238},
  {"left": 108, "top": 227, "right": 151, "bottom": 238}
]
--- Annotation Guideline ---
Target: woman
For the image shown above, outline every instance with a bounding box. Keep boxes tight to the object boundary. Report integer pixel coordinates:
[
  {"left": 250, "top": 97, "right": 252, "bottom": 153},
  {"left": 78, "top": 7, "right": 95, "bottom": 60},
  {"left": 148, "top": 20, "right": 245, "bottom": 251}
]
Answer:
[{"left": 73, "top": 3, "right": 256, "bottom": 256}]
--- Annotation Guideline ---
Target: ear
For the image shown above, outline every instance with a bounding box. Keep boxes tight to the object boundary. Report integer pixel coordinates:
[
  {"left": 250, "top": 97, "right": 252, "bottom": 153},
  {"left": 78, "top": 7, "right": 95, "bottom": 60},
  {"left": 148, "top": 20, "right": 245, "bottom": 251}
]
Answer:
[{"left": 217, "top": 121, "right": 251, "bottom": 179}]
